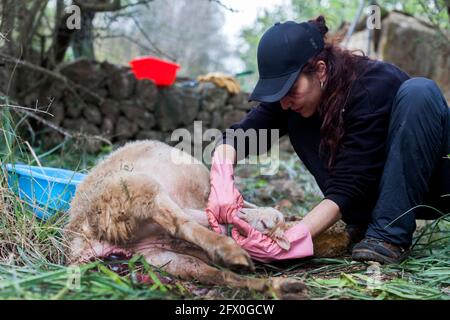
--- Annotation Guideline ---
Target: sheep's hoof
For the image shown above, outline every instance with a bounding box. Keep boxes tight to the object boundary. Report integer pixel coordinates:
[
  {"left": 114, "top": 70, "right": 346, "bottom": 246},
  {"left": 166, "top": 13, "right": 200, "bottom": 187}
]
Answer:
[
  {"left": 269, "top": 278, "right": 308, "bottom": 300},
  {"left": 212, "top": 237, "right": 254, "bottom": 272}
]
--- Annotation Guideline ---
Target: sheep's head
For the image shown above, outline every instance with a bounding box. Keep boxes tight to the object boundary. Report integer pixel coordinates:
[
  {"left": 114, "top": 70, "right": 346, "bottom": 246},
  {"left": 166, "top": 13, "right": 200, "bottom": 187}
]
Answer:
[{"left": 237, "top": 202, "right": 290, "bottom": 250}]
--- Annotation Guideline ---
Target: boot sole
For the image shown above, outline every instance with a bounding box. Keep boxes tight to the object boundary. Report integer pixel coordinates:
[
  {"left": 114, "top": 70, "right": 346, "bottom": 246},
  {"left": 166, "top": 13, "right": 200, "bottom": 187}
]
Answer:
[{"left": 352, "top": 248, "right": 409, "bottom": 265}]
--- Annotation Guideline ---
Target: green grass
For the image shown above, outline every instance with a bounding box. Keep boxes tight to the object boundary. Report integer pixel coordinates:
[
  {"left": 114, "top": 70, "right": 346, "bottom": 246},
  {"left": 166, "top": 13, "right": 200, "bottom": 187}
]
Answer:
[{"left": 1, "top": 106, "right": 449, "bottom": 300}]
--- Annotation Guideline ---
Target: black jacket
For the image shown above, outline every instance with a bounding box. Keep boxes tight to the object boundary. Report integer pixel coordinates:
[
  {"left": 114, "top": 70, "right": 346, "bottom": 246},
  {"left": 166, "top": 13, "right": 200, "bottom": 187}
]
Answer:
[{"left": 221, "top": 60, "right": 410, "bottom": 216}]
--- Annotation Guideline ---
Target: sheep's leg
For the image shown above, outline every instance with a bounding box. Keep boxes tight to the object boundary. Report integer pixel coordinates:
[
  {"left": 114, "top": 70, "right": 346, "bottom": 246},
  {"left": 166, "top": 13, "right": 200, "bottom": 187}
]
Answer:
[
  {"left": 141, "top": 248, "right": 307, "bottom": 299},
  {"left": 151, "top": 193, "right": 254, "bottom": 272}
]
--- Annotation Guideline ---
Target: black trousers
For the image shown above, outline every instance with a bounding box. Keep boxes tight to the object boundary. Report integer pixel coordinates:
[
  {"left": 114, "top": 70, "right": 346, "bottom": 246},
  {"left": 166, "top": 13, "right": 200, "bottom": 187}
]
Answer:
[{"left": 288, "top": 77, "right": 450, "bottom": 247}]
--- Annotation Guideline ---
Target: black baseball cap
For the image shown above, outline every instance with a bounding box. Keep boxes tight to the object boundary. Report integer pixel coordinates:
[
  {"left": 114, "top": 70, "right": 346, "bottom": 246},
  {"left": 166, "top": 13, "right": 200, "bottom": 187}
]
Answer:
[{"left": 249, "top": 21, "right": 324, "bottom": 103}]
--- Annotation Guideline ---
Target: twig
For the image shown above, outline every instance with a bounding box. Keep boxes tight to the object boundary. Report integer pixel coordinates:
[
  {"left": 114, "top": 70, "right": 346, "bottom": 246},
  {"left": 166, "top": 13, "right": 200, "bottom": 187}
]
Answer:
[
  {"left": 0, "top": 104, "right": 52, "bottom": 116},
  {"left": 130, "top": 16, "right": 177, "bottom": 62},
  {"left": 24, "top": 141, "right": 42, "bottom": 167},
  {"left": 17, "top": 108, "right": 112, "bottom": 146},
  {"left": 208, "top": 0, "right": 239, "bottom": 12}
]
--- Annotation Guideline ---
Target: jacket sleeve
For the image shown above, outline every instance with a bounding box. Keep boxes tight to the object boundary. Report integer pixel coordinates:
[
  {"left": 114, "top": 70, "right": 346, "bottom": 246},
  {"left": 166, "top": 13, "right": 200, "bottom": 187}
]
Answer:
[
  {"left": 323, "top": 83, "right": 391, "bottom": 215},
  {"left": 219, "top": 102, "right": 289, "bottom": 161}
]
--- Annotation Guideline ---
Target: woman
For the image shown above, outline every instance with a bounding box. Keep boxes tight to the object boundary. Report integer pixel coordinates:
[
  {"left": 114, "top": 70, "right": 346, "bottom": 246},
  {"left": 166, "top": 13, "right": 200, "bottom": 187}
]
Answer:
[{"left": 206, "top": 16, "right": 450, "bottom": 264}]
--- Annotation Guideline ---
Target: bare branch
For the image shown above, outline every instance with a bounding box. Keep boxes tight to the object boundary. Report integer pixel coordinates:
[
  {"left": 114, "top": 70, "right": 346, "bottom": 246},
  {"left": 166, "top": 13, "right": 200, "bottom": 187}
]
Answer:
[
  {"left": 208, "top": 0, "right": 238, "bottom": 12},
  {"left": 74, "top": 0, "right": 153, "bottom": 12},
  {"left": 21, "top": 108, "right": 112, "bottom": 146},
  {"left": 130, "top": 16, "right": 177, "bottom": 61},
  {"left": 74, "top": 0, "right": 121, "bottom": 12},
  {"left": 0, "top": 103, "right": 52, "bottom": 116}
]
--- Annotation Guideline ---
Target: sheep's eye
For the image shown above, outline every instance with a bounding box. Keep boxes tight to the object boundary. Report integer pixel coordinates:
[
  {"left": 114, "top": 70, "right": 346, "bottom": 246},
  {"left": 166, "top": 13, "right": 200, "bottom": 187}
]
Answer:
[{"left": 261, "top": 220, "right": 268, "bottom": 229}]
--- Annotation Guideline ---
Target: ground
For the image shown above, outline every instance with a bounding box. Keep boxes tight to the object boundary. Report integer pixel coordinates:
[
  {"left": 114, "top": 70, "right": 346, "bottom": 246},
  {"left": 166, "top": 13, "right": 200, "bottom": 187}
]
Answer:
[{"left": 0, "top": 142, "right": 449, "bottom": 300}]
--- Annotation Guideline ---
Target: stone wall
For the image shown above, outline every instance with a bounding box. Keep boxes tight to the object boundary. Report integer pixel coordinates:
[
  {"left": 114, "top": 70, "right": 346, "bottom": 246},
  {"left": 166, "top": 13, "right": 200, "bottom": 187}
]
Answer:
[{"left": 23, "top": 58, "right": 253, "bottom": 152}]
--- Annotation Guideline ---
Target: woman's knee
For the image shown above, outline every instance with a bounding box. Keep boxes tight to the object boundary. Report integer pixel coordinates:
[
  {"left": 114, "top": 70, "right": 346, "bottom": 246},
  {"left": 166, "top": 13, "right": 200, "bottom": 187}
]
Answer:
[
  {"left": 398, "top": 78, "right": 445, "bottom": 106},
  {"left": 394, "top": 77, "right": 448, "bottom": 119}
]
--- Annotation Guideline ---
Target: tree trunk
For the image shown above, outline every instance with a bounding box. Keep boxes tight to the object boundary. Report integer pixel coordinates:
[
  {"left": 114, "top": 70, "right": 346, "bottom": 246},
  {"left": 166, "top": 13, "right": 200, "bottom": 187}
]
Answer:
[
  {"left": 72, "top": 10, "right": 96, "bottom": 59},
  {"left": 0, "top": 0, "right": 17, "bottom": 54}
]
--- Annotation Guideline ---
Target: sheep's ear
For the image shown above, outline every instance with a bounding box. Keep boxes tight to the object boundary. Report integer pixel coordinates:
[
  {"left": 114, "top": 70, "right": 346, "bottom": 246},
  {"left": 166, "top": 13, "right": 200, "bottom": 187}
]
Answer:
[
  {"left": 243, "top": 200, "right": 257, "bottom": 209},
  {"left": 276, "top": 237, "right": 291, "bottom": 251},
  {"left": 273, "top": 229, "right": 291, "bottom": 250}
]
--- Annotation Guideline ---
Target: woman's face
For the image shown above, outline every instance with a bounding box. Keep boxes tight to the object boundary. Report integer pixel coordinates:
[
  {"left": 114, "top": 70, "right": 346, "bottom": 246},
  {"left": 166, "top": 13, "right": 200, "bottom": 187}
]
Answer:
[{"left": 279, "top": 61, "right": 327, "bottom": 118}]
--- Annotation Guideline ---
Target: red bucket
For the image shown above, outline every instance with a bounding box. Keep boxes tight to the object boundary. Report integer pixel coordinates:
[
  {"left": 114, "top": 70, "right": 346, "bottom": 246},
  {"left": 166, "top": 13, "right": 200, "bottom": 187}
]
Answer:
[{"left": 129, "top": 56, "right": 181, "bottom": 86}]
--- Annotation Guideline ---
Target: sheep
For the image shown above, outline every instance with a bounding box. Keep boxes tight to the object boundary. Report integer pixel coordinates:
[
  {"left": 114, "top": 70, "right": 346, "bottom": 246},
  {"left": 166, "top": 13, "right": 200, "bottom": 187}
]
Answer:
[{"left": 64, "top": 139, "right": 350, "bottom": 298}]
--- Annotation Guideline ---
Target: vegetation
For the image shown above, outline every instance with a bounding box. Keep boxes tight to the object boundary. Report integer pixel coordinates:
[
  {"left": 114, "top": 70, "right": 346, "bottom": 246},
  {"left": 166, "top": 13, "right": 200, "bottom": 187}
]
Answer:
[
  {"left": 1, "top": 109, "right": 449, "bottom": 300},
  {"left": 0, "top": 0, "right": 449, "bottom": 301},
  {"left": 238, "top": 0, "right": 450, "bottom": 91}
]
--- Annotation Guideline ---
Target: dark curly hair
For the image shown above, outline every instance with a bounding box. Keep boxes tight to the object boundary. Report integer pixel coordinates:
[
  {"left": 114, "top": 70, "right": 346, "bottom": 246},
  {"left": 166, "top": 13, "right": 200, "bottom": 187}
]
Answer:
[{"left": 302, "top": 16, "right": 371, "bottom": 168}]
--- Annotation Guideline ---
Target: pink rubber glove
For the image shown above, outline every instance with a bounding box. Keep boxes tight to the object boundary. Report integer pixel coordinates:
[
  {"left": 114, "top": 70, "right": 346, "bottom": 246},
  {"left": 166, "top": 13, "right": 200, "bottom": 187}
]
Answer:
[
  {"left": 205, "top": 153, "right": 243, "bottom": 234},
  {"left": 231, "top": 217, "right": 314, "bottom": 263}
]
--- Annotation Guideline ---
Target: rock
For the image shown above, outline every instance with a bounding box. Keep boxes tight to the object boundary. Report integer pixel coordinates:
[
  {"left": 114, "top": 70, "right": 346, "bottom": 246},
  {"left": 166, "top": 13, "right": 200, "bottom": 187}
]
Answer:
[
  {"left": 222, "top": 110, "right": 246, "bottom": 128},
  {"left": 65, "top": 105, "right": 84, "bottom": 118},
  {"left": 379, "top": 12, "right": 450, "bottom": 100},
  {"left": 22, "top": 91, "right": 39, "bottom": 107},
  {"left": 101, "top": 117, "right": 114, "bottom": 135},
  {"left": 62, "top": 118, "right": 89, "bottom": 131},
  {"left": 82, "top": 105, "right": 103, "bottom": 125},
  {"left": 136, "top": 79, "right": 158, "bottom": 112},
  {"left": 97, "top": 88, "right": 109, "bottom": 98},
  {"left": 118, "top": 100, "right": 138, "bottom": 116},
  {"left": 210, "top": 111, "right": 222, "bottom": 128},
  {"left": 59, "top": 58, "right": 104, "bottom": 89},
  {"left": 200, "top": 82, "right": 228, "bottom": 112},
  {"left": 119, "top": 99, "right": 156, "bottom": 130},
  {"left": 23, "top": 80, "right": 66, "bottom": 107},
  {"left": 313, "top": 220, "right": 350, "bottom": 258},
  {"left": 154, "top": 87, "right": 185, "bottom": 131},
  {"left": 99, "top": 99, "right": 120, "bottom": 116},
  {"left": 197, "top": 110, "right": 211, "bottom": 126},
  {"left": 182, "top": 88, "right": 200, "bottom": 125},
  {"left": 228, "top": 92, "right": 252, "bottom": 111},
  {"left": 105, "top": 66, "right": 136, "bottom": 100},
  {"left": 223, "top": 104, "right": 234, "bottom": 112},
  {"left": 43, "top": 81, "right": 66, "bottom": 102},
  {"left": 346, "top": 11, "right": 450, "bottom": 100},
  {"left": 227, "top": 91, "right": 248, "bottom": 105},
  {"left": 115, "top": 116, "right": 139, "bottom": 139},
  {"left": 47, "top": 101, "right": 65, "bottom": 125},
  {"left": 83, "top": 123, "right": 101, "bottom": 135}
]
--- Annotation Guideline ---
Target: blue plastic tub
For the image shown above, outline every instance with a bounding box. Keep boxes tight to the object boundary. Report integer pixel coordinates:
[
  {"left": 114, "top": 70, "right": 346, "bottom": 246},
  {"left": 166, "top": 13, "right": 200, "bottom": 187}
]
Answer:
[{"left": 4, "top": 164, "right": 87, "bottom": 220}]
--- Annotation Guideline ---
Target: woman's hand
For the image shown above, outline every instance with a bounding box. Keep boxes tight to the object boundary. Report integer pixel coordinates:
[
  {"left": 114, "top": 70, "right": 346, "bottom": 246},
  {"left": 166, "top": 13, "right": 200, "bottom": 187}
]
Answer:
[
  {"left": 205, "top": 144, "right": 243, "bottom": 234},
  {"left": 231, "top": 217, "right": 314, "bottom": 263}
]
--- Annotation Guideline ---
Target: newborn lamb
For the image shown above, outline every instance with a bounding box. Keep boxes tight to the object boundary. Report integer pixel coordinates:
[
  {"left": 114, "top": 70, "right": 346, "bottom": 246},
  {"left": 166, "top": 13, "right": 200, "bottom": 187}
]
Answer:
[{"left": 237, "top": 201, "right": 291, "bottom": 250}]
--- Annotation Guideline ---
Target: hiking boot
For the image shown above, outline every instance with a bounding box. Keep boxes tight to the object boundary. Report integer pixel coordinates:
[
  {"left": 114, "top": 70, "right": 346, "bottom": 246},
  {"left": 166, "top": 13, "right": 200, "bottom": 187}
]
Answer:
[{"left": 351, "top": 237, "right": 410, "bottom": 264}]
